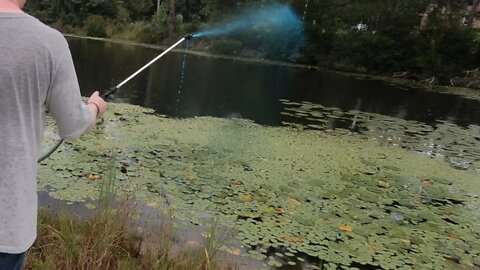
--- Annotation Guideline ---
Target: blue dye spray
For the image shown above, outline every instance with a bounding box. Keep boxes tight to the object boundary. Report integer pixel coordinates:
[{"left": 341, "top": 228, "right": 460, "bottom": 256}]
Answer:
[
  {"left": 192, "top": 4, "right": 305, "bottom": 60},
  {"left": 193, "top": 4, "right": 303, "bottom": 39},
  {"left": 175, "top": 40, "right": 189, "bottom": 115}
]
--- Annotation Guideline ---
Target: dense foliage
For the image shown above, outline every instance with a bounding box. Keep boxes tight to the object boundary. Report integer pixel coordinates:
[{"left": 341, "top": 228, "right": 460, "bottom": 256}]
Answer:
[{"left": 25, "top": 0, "right": 480, "bottom": 82}]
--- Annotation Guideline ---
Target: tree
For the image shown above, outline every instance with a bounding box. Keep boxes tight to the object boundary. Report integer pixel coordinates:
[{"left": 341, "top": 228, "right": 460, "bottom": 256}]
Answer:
[
  {"left": 122, "top": 0, "right": 154, "bottom": 20},
  {"left": 169, "top": 0, "right": 176, "bottom": 35},
  {"left": 467, "top": 0, "right": 480, "bottom": 27},
  {"left": 23, "top": 0, "right": 480, "bottom": 80}
]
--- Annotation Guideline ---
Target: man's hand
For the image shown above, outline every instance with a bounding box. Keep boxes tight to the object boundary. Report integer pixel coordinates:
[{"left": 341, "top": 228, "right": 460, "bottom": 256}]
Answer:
[{"left": 87, "top": 91, "right": 108, "bottom": 118}]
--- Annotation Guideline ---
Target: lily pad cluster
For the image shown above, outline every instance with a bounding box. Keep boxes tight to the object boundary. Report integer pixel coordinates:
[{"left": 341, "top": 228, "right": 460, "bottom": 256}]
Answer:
[
  {"left": 279, "top": 100, "right": 480, "bottom": 174},
  {"left": 39, "top": 103, "right": 480, "bottom": 270}
]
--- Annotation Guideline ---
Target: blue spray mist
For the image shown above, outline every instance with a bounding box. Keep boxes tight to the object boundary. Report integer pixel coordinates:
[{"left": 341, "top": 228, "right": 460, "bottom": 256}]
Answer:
[
  {"left": 193, "top": 4, "right": 303, "bottom": 39},
  {"left": 192, "top": 4, "right": 305, "bottom": 60}
]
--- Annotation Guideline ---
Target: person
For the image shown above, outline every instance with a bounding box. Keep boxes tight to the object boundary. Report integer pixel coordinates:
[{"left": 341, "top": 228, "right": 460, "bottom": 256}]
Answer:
[{"left": 0, "top": 0, "right": 108, "bottom": 269}]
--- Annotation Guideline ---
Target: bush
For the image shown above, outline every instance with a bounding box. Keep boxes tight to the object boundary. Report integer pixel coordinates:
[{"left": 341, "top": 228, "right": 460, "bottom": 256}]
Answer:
[
  {"left": 331, "top": 59, "right": 358, "bottom": 73},
  {"left": 148, "top": 9, "right": 169, "bottom": 43},
  {"left": 111, "top": 6, "right": 131, "bottom": 33},
  {"left": 84, "top": 15, "right": 107, "bottom": 37},
  {"left": 50, "top": 20, "right": 76, "bottom": 34},
  {"left": 209, "top": 38, "right": 244, "bottom": 55},
  {"left": 180, "top": 22, "right": 200, "bottom": 36},
  {"left": 134, "top": 22, "right": 157, "bottom": 43},
  {"left": 414, "top": 25, "right": 480, "bottom": 80}
]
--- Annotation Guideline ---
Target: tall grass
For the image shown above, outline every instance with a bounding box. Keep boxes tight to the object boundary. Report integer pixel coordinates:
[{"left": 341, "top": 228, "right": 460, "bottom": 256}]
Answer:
[{"left": 26, "top": 156, "right": 233, "bottom": 270}]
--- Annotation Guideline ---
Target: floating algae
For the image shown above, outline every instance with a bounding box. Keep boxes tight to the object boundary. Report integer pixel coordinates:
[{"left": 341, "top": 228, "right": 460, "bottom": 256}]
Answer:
[{"left": 39, "top": 103, "right": 480, "bottom": 269}]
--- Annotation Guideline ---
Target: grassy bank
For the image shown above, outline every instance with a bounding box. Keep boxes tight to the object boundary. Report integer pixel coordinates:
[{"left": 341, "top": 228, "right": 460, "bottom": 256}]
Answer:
[
  {"left": 26, "top": 206, "right": 232, "bottom": 270},
  {"left": 29, "top": 159, "right": 234, "bottom": 270}
]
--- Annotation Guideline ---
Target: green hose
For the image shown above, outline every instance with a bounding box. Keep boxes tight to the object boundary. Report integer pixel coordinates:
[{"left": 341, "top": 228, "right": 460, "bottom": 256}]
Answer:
[{"left": 38, "top": 139, "right": 64, "bottom": 163}]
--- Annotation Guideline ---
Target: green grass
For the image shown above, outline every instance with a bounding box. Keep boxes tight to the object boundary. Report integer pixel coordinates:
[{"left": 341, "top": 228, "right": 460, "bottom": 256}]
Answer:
[{"left": 26, "top": 208, "right": 232, "bottom": 270}]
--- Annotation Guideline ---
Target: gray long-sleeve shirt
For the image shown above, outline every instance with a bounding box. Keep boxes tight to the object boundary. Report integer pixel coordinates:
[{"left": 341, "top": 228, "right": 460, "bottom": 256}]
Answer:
[{"left": 0, "top": 12, "right": 92, "bottom": 253}]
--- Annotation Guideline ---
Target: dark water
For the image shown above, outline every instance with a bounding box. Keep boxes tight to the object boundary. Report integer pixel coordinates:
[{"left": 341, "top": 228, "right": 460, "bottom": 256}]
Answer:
[{"left": 68, "top": 38, "right": 480, "bottom": 128}]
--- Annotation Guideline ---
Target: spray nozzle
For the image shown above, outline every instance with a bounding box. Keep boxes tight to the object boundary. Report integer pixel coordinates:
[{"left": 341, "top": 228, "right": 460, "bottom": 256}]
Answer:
[{"left": 184, "top": 34, "right": 194, "bottom": 40}]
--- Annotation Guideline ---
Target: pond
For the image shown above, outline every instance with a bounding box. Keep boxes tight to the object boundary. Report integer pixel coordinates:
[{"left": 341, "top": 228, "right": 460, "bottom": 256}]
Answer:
[{"left": 39, "top": 37, "right": 480, "bottom": 270}]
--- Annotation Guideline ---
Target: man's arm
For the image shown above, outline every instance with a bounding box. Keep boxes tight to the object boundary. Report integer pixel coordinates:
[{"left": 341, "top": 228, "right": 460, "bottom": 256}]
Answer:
[
  {"left": 85, "top": 91, "right": 108, "bottom": 132},
  {"left": 46, "top": 39, "right": 107, "bottom": 139}
]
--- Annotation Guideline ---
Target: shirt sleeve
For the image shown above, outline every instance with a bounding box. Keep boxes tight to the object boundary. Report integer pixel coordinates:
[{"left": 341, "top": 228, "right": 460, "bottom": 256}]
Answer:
[{"left": 45, "top": 40, "right": 93, "bottom": 140}]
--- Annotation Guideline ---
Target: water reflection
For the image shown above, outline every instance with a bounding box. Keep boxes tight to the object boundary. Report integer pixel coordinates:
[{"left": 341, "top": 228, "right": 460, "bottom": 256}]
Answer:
[{"left": 280, "top": 99, "right": 480, "bottom": 173}]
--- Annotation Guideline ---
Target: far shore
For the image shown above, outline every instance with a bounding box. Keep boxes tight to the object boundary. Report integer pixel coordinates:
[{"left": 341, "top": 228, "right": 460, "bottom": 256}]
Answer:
[{"left": 65, "top": 34, "right": 480, "bottom": 102}]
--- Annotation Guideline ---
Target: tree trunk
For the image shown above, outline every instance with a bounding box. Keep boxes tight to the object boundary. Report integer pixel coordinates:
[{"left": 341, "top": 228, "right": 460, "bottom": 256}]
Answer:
[
  {"left": 467, "top": 0, "right": 480, "bottom": 28},
  {"left": 169, "top": 0, "right": 176, "bottom": 35},
  {"left": 395, "top": 0, "right": 401, "bottom": 13},
  {"left": 157, "top": 0, "right": 161, "bottom": 13},
  {"left": 420, "top": 4, "right": 437, "bottom": 29},
  {"left": 443, "top": 0, "right": 452, "bottom": 25},
  {"left": 386, "top": 0, "right": 391, "bottom": 11}
]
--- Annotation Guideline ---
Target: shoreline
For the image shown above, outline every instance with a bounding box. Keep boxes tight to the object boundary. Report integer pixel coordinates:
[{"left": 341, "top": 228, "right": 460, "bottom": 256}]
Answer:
[{"left": 65, "top": 34, "right": 317, "bottom": 70}]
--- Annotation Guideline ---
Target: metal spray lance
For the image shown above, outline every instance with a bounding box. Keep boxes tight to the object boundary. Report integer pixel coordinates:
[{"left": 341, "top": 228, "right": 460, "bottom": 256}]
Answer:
[{"left": 39, "top": 34, "right": 196, "bottom": 163}]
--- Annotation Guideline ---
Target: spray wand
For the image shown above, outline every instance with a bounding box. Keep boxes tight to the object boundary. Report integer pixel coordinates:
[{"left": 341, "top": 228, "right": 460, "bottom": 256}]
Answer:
[
  {"left": 103, "top": 35, "right": 193, "bottom": 98},
  {"left": 38, "top": 34, "right": 196, "bottom": 163}
]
